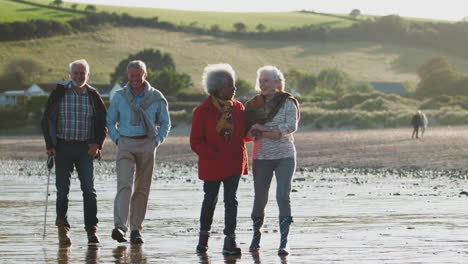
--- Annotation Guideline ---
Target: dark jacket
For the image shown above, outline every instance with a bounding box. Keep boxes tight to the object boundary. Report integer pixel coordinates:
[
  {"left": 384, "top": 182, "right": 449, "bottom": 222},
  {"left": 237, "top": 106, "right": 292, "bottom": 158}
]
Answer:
[
  {"left": 190, "top": 97, "right": 248, "bottom": 181},
  {"left": 411, "top": 114, "right": 421, "bottom": 128},
  {"left": 41, "top": 83, "right": 107, "bottom": 149}
]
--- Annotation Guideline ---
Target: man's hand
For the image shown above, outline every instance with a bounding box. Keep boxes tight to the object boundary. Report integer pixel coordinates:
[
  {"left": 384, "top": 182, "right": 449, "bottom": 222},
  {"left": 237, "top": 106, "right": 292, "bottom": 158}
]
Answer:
[
  {"left": 88, "top": 144, "right": 99, "bottom": 157},
  {"left": 46, "top": 148, "right": 56, "bottom": 156}
]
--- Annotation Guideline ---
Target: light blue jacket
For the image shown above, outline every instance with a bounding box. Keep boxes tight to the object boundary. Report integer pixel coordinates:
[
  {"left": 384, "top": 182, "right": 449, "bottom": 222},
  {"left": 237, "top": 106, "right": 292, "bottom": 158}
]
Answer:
[{"left": 106, "top": 86, "right": 171, "bottom": 145}]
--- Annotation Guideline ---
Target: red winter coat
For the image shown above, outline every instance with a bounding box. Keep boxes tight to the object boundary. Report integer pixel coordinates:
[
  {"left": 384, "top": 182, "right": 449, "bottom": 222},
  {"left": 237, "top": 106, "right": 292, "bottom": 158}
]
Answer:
[{"left": 190, "top": 97, "right": 249, "bottom": 181}]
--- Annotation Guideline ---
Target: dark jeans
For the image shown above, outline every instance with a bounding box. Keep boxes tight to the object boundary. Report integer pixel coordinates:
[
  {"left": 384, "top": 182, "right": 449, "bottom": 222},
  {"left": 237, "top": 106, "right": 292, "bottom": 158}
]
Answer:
[
  {"left": 55, "top": 140, "right": 98, "bottom": 230},
  {"left": 199, "top": 174, "right": 241, "bottom": 236}
]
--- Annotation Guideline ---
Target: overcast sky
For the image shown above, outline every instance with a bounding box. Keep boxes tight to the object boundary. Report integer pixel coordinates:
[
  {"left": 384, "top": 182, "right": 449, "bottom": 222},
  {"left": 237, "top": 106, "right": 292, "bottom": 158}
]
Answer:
[{"left": 64, "top": 0, "right": 466, "bottom": 21}]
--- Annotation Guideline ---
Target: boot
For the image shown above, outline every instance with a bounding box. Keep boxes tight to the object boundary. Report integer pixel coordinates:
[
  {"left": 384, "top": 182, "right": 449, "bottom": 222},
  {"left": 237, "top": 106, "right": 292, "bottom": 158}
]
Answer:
[
  {"left": 87, "top": 225, "right": 100, "bottom": 244},
  {"left": 249, "top": 217, "right": 264, "bottom": 252},
  {"left": 130, "top": 230, "right": 144, "bottom": 244},
  {"left": 196, "top": 231, "right": 210, "bottom": 253},
  {"left": 222, "top": 234, "right": 241, "bottom": 255},
  {"left": 56, "top": 217, "right": 71, "bottom": 246},
  {"left": 278, "top": 216, "right": 293, "bottom": 256}
]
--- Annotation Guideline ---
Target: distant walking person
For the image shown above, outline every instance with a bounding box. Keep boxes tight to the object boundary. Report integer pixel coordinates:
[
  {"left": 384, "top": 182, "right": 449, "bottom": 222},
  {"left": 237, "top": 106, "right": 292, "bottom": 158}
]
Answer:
[
  {"left": 190, "top": 64, "right": 248, "bottom": 255},
  {"left": 107, "top": 60, "right": 171, "bottom": 244},
  {"left": 420, "top": 111, "right": 428, "bottom": 138},
  {"left": 411, "top": 111, "right": 422, "bottom": 139},
  {"left": 245, "top": 65, "right": 300, "bottom": 256},
  {"left": 41, "top": 59, "right": 107, "bottom": 245}
]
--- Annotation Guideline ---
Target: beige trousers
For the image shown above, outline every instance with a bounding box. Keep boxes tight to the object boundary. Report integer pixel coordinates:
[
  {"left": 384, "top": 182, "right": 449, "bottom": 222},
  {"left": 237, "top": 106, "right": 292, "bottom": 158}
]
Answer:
[{"left": 114, "top": 136, "right": 157, "bottom": 232}]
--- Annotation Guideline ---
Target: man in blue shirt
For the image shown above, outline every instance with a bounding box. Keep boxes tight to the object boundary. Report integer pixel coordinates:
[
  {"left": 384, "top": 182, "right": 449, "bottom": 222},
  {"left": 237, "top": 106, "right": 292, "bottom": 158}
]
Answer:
[{"left": 107, "top": 60, "right": 171, "bottom": 244}]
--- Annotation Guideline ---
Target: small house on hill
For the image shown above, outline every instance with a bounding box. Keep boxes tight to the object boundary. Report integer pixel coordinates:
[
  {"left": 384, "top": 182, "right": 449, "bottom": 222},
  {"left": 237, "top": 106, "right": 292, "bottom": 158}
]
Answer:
[
  {"left": 0, "top": 82, "right": 122, "bottom": 105},
  {"left": 370, "top": 82, "right": 406, "bottom": 94}
]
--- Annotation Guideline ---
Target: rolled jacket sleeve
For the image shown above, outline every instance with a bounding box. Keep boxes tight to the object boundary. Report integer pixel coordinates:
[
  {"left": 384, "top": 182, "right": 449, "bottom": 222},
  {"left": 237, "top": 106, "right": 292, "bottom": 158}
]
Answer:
[{"left": 278, "top": 99, "right": 298, "bottom": 137}]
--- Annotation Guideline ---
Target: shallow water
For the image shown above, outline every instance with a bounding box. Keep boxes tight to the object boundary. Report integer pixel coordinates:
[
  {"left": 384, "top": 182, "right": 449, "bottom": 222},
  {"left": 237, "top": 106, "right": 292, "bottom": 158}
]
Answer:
[{"left": 1, "top": 160, "right": 468, "bottom": 263}]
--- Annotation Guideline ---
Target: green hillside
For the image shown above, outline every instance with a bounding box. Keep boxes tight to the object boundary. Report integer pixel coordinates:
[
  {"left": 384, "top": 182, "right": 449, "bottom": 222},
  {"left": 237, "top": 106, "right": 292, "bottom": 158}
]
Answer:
[
  {"left": 2, "top": 25, "right": 468, "bottom": 90},
  {"left": 7, "top": 0, "right": 354, "bottom": 31},
  {"left": 0, "top": 0, "right": 81, "bottom": 22}
]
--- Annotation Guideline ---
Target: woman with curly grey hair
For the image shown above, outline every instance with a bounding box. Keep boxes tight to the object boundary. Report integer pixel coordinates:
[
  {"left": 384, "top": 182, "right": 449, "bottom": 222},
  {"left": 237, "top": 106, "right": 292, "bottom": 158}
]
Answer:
[
  {"left": 245, "top": 65, "right": 300, "bottom": 256},
  {"left": 190, "top": 63, "right": 248, "bottom": 255}
]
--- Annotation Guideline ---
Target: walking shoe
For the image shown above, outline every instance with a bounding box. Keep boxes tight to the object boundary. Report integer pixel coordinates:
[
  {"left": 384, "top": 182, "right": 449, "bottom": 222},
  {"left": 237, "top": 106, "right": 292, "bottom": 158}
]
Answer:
[
  {"left": 111, "top": 227, "right": 128, "bottom": 243},
  {"left": 87, "top": 225, "right": 100, "bottom": 244},
  {"left": 130, "top": 230, "right": 144, "bottom": 244},
  {"left": 222, "top": 235, "right": 241, "bottom": 255},
  {"left": 278, "top": 248, "right": 289, "bottom": 256},
  {"left": 196, "top": 231, "right": 210, "bottom": 253}
]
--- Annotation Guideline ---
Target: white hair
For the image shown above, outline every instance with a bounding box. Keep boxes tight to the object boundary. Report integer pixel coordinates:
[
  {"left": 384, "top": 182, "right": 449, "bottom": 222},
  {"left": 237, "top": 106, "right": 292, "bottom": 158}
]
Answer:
[
  {"left": 69, "top": 59, "right": 90, "bottom": 73},
  {"left": 202, "top": 63, "right": 236, "bottom": 95},
  {"left": 255, "top": 65, "right": 285, "bottom": 92},
  {"left": 127, "top": 60, "right": 147, "bottom": 73}
]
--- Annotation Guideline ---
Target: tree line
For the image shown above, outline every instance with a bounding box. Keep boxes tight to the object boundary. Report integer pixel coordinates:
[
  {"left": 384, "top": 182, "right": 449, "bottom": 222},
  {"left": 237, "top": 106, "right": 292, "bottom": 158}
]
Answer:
[{"left": 1, "top": 9, "right": 468, "bottom": 57}]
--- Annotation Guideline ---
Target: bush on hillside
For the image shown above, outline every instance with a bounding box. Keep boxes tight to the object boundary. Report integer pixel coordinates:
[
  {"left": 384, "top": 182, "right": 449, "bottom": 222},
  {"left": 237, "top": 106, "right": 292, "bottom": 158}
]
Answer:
[
  {"left": 110, "top": 49, "right": 175, "bottom": 85},
  {"left": 147, "top": 68, "right": 192, "bottom": 97},
  {"left": 420, "top": 96, "right": 468, "bottom": 110}
]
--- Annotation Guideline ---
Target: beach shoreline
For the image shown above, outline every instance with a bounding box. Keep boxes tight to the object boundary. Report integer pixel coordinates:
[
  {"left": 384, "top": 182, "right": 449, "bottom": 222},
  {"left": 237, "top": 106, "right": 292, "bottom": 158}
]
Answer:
[{"left": 2, "top": 125, "right": 468, "bottom": 172}]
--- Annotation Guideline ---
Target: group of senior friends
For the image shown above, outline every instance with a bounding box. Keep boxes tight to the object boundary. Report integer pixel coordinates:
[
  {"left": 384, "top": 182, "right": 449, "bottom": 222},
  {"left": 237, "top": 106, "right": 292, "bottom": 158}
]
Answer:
[{"left": 41, "top": 59, "right": 299, "bottom": 256}]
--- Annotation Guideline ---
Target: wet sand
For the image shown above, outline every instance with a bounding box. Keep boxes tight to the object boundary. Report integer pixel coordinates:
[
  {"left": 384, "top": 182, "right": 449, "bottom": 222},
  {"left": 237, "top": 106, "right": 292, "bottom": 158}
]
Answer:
[
  {"left": 3, "top": 125, "right": 468, "bottom": 170},
  {"left": 1, "top": 159, "right": 468, "bottom": 263},
  {"left": 2, "top": 126, "right": 468, "bottom": 263}
]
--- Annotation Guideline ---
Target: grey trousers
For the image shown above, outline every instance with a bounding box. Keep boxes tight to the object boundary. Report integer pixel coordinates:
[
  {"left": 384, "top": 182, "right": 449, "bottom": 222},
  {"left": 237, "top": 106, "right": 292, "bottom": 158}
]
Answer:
[
  {"left": 114, "top": 136, "right": 157, "bottom": 232},
  {"left": 251, "top": 157, "right": 296, "bottom": 218}
]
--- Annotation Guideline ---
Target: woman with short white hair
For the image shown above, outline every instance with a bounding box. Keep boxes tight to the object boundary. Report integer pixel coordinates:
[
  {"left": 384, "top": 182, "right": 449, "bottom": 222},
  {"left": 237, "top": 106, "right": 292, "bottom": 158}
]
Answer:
[
  {"left": 245, "top": 65, "right": 300, "bottom": 256},
  {"left": 190, "top": 63, "right": 248, "bottom": 255}
]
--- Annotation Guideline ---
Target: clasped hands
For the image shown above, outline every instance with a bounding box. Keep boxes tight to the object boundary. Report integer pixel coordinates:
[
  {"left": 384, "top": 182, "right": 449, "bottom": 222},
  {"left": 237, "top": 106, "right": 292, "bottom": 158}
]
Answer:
[{"left": 248, "top": 124, "right": 281, "bottom": 140}]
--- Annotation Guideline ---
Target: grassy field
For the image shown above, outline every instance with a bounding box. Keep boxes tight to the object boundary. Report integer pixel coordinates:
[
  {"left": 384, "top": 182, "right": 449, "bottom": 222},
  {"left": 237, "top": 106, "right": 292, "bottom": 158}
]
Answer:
[
  {"left": 0, "top": 0, "right": 82, "bottom": 22},
  {"left": 2, "top": 25, "right": 468, "bottom": 89},
  {"left": 22, "top": 0, "right": 354, "bottom": 30},
  {"left": 9, "top": 0, "right": 354, "bottom": 31}
]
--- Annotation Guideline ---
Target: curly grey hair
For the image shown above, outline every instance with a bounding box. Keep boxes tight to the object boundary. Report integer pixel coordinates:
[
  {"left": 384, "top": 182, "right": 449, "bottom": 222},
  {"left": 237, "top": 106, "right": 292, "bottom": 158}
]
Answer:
[
  {"left": 255, "top": 65, "right": 285, "bottom": 92},
  {"left": 202, "top": 63, "right": 236, "bottom": 95},
  {"left": 69, "top": 59, "right": 90, "bottom": 73}
]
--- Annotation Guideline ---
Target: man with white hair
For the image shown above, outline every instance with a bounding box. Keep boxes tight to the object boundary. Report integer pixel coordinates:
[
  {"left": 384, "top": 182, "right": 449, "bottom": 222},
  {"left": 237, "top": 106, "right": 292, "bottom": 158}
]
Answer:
[
  {"left": 41, "top": 59, "right": 107, "bottom": 245},
  {"left": 107, "top": 60, "right": 171, "bottom": 244}
]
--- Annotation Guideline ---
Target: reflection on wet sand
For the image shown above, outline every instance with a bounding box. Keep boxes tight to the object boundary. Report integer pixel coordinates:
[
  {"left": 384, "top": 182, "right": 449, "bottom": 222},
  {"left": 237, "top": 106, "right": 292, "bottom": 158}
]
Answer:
[
  {"left": 197, "top": 252, "right": 241, "bottom": 264},
  {"left": 197, "top": 252, "right": 210, "bottom": 264},
  {"left": 250, "top": 251, "right": 288, "bottom": 264},
  {"left": 112, "top": 245, "right": 146, "bottom": 264},
  {"left": 57, "top": 246, "right": 71, "bottom": 264},
  {"left": 3, "top": 162, "right": 468, "bottom": 263},
  {"left": 250, "top": 252, "right": 261, "bottom": 264},
  {"left": 85, "top": 245, "right": 99, "bottom": 264},
  {"left": 223, "top": 254, "right": 241, "bottom": 264},
  {"left": 279, "top": 254, "right": 288, "bottom": 264}
]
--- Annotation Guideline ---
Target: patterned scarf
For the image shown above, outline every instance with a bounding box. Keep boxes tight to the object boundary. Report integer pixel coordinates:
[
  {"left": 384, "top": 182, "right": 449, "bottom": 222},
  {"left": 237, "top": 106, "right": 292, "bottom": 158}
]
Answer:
[
  {"left": 123, "top": 80, "right": 165, "bottom": 138},
  {"left": 244, "top": 91, "right": 299, "bottom": 132},
  {"left": 211, "top": 95, "right": 234, "bottom": 142}
]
